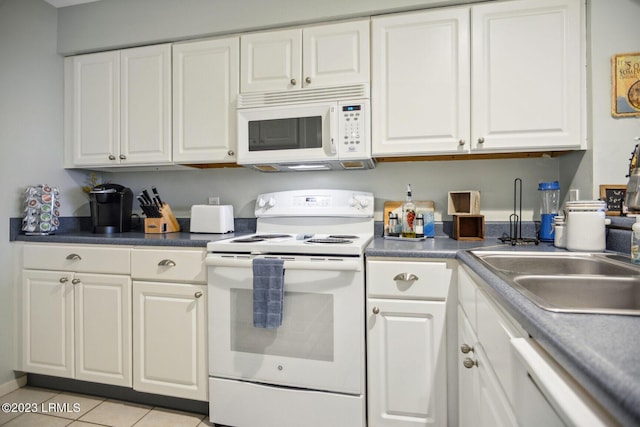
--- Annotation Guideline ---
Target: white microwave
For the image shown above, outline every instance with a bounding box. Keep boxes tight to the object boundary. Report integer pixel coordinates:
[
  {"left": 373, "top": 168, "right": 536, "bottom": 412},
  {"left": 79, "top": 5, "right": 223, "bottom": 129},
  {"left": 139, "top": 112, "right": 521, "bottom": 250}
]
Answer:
[{"left": 237, "top": 84, "right": 374, "bottom": 172}]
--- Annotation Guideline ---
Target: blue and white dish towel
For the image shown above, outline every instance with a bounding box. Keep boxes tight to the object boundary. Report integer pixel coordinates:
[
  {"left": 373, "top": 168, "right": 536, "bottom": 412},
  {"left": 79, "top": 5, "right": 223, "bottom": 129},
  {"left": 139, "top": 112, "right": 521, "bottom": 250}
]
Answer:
[{"left": 252, "top": 257, "right": 285, "bottom": 328}]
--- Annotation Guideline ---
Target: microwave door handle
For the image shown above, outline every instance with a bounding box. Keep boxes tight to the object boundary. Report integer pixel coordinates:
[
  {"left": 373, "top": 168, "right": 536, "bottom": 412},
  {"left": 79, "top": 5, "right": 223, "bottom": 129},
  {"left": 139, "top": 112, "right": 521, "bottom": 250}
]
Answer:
[{"left": 328, "top": 106, "right": 337, "bottom": 155}]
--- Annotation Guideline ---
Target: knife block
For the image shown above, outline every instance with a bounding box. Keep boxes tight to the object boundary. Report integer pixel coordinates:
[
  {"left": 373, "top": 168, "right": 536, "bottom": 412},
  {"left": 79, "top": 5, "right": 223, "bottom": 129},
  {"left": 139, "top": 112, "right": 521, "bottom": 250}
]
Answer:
[{"left": 144, "top": 203, "right": 181, "bottom": 234}]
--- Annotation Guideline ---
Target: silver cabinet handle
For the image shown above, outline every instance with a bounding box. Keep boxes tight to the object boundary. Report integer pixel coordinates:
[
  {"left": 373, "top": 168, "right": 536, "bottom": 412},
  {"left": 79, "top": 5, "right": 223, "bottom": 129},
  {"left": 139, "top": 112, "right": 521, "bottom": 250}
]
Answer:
[
  {"left": 305, "top": 77, "right": 311, "bottom": 84},
  {"left": 227, "top": 150, "right": 235, "bottom": 156},
  {"left": 460, "top": 344, "right": 474, "bottom": 354},
  {"left": 158, "top": 259, "right": 176, "bottom": 267},
  {"left": 119, "top": 154, "right": 127, "bottom": 160},
  {"left": 66, "top": 254, "right": 81, "bottom": 261},
  {"left": 59, "top": 277, "right": 69, "bottom": 283},
  {"left": 393, "top": 273, "right": 418, "bottom": 281},
  {"left": 194, "top": 291, "right": 203, "bottom": 298},
  {"left": 372, "top": 306, "right": 380, "bottom": 314},
  {"left": 458, "top": 139, "right": 465, "bottom": 146},
  {"left": 290, "top": 78, "right": 297, "bottom": 86},
  {"left": 463, "top": 357, "right": 478, "bottom": 369},
  {"left": 108, "top": 154, "right": 116, "bottom": 160},
  {"left": 72, "top": 278, "right": 81, "bottom": 285},
  {"left": 477, "top": 137, "right": 485, "bottom": 144}
]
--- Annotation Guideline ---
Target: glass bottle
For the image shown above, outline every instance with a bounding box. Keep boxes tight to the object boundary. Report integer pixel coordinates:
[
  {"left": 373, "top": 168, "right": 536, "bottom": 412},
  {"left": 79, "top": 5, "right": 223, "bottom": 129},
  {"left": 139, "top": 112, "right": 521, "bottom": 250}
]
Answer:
[
  {"left": 402, "top": 184, "right": 416, "bottom": 238},
  {"left": 387, "top": 212, "right": 399, "bottom": 237}
]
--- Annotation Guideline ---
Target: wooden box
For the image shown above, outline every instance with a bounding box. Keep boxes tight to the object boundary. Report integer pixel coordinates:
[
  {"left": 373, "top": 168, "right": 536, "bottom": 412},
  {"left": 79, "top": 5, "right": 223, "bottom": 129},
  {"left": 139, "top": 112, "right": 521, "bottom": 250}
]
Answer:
[
  {"left": 452, "top": 215, "right": 484, "bottom": 241},
  {"left": 144, "top": 203, "right": 181, "bottom": 234},
  {"left": 448, "top": 191, "right": 481, "bottom": 215}
]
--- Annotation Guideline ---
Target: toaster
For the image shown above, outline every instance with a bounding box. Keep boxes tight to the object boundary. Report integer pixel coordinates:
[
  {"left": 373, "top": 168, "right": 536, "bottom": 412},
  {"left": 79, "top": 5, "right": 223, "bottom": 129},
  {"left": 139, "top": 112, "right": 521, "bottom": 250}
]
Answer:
[{"left": 189, "top": 205, "right": 234, "bottom": 233}]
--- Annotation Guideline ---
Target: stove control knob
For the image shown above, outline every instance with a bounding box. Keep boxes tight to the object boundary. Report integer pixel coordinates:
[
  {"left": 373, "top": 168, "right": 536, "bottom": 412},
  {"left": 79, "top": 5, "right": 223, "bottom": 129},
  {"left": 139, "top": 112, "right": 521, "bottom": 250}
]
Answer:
[
  {"left": 359, "top": 198, "right": 369, "bottom": 208},
  {"left": 258, "top": 197, "right": 267, "bottom": 208},
  {"left": 349, "top": 197, "right": 359, "bottom": 208},
  {"left": 268, "top": 197, "right": 276, "bottom": 208}
]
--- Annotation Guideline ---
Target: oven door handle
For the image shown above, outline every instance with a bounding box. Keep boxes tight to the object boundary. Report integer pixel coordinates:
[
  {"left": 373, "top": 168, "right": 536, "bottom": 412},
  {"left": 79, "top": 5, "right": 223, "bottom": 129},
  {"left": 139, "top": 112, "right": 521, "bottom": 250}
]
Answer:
[{"left": 206, "top": 256, "right": 362, "bottom": 272}]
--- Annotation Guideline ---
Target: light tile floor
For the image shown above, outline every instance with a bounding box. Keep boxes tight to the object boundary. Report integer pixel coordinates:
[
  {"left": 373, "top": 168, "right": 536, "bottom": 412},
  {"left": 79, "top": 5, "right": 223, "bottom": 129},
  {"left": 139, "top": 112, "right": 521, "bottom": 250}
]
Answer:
[{"left": 0, "top": 387, "right": 214, "bottom": 427}]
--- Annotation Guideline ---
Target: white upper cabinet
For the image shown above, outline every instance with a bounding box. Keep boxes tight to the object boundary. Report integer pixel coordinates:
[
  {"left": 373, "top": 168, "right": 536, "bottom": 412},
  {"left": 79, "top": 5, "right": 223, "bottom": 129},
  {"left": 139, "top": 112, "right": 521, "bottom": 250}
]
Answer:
[
  {"left": 120, "top": 44, "right": 172, "bottom": 164},
  {"left": 471, "top": 0, "right": 584, "bottom": 152},
  {"left": 372, "top": 8, "right": 470, "bottom": 156},
  {"left": 65, "top": 51, "right": 120, "bottom": 167},
  {"left": 372, "top": 0, "right": 584, "bottom": 157},
  {"left": 172, "top": 37, "right": 239, "bottom": 164},
  {"left": 241, "top": 19, "right": 369, "bottom": 93},
  {"left": 65, "top": 44, "right": 172, "bottom": 168}
]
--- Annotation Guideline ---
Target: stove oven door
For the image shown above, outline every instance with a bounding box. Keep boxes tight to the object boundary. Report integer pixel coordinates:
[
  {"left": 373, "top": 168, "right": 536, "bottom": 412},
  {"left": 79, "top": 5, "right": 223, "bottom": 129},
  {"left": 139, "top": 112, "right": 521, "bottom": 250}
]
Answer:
[{"left": 206, "top": 254, "right": 364, "bottom": 395}]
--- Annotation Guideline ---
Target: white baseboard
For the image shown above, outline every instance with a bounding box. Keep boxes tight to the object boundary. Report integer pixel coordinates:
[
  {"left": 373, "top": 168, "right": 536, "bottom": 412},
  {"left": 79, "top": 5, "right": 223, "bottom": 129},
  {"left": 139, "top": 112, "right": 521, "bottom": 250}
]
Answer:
[{"left": 0, "top": 375, "right": 27, "bottom": 397}]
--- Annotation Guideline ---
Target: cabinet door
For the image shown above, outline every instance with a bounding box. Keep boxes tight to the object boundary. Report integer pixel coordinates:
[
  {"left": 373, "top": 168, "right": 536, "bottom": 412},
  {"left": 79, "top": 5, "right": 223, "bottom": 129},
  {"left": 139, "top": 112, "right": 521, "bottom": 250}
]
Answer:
[
  {"left": 173, "top": 37, "right": 239, "bottom": 163},
  {"left": 241, "top": 29, "right": 302, "bottom": 93},
  {"left": 120, "top": 44, "right": 173, "bottom": 164},
  {"left": 302, "top": 19, "right": 370, "bottom": 88},
  {"left": 75, "top": 273, "right": 132, "bottom": 387},
  {"left": 367, "top": 298, "right": 447, "bottom": 427},
  {"left": 372, "top": 8, "right": 470, "bottom": 156},
  {"left": 133, "top": 281, "right": 207, "bottom": 401},
  {"left": 22, "top": 270, "right": 74, "bottom": 378},
  {"left": 471, "top": 0, "right": 583, "bottom": 151},
  {"left": 65, "top": 51, "right": 120, "bottom": 167},
  {"left": 457, "top": 306, "right": 479, "bottom": 427}
]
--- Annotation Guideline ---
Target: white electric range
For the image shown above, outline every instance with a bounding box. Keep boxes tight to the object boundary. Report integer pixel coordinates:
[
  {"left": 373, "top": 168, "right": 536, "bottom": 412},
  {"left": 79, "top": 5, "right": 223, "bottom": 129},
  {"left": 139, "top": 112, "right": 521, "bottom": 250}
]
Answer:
[{"left": 205, "top": 189, "right": 373, "bottom": 427}]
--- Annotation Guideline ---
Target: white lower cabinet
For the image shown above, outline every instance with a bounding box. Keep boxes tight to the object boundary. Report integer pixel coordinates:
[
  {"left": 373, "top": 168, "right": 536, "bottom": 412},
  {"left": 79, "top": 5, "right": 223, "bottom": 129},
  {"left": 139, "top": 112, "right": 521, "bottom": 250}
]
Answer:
[
  {"left": 131, "top": 248, "right": 208, "bottom": 401},
  {"left": 22, "top": 268, "right": 132, "bottom": 387},
  {"left": 457, "top": 264, "right": 617, "bottom": 427},
  {"left": 366, "top": 258, "right": 454, "bottom": 427}
]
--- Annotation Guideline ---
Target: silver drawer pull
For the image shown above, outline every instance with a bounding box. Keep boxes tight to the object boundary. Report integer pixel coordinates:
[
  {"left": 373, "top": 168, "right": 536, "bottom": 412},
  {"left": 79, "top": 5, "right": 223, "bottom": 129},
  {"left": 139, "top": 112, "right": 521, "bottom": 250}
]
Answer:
[
  {"left": 194, "top": 291, "right": 203, "bottom": 298},
  {"left": 393, "top": 273, "right": 418, "bottom": 281},
  {"left": 72, "top": 279, "right": 81, "bottom": 285},
  {"left": 158, "top": 259, "right": 176, "bottom": 267},
  {"left": 59, "top": 277, "right": 69, "bottom": 283},
  {"left": 372, "top": 306, "right": 380, "bottom": 315},
  {"left": 66, "top": 254, "right": 81, "bottom": 261}
]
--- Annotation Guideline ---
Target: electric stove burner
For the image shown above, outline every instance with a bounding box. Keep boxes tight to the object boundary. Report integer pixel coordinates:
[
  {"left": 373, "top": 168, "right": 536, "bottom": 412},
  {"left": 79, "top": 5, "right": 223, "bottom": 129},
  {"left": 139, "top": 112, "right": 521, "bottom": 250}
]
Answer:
[
  {"left": 231, "top": 234, "right": 293, "bottom": 243},
  {"left": 305, "top": 238, "right": 353, "bottom": 244},
  {"left": 328, "top": 235, "right": 360, "bottom": 239}
]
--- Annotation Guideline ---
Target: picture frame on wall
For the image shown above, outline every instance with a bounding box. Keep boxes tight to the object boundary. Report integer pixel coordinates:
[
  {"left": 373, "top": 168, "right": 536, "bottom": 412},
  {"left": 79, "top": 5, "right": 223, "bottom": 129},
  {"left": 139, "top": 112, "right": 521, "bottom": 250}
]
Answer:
[
  {"left": 599, "top": 184, "right": 627, "bottom": 216},
  {"left": 611, "top": 52, "right": 640, "bottom": 118}
]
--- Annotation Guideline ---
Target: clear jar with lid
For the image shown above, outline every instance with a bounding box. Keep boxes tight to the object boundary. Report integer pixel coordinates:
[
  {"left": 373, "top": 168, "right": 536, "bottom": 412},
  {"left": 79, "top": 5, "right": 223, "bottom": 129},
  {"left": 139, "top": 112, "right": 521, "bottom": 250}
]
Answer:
[{"left": 553, "top": 216, "right": 566, "bottom": 248}]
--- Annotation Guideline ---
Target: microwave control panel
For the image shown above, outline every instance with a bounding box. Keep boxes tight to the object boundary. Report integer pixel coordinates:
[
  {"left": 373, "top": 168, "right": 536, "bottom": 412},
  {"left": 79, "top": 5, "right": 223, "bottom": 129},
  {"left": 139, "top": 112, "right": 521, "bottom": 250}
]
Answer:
[{"left": 338, "top": 100, "right": 369, "bottom": 157}]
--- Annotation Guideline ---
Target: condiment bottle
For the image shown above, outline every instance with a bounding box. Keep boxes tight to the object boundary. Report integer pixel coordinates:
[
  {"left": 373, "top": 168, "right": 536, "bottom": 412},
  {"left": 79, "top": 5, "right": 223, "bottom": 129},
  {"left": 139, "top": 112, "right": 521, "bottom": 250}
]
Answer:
[
  {"left": 415, "top": 214, "right": 424, "bottom": 238},
  {"left": 402, "top": 184, "right": 416, "bottom": 238},
  {"left": 388, "top": 212, "right": 399, "bottom": 237}
]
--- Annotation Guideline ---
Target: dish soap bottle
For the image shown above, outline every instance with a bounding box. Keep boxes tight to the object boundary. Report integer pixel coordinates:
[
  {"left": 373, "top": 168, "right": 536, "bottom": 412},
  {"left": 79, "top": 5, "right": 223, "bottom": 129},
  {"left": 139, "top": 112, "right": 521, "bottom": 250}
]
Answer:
[
  {"left": 402, "top": 184, "right": 416, "bottom": 238},
  {"left": 632, "top": 216, "right": 640, "bottom": 264}
]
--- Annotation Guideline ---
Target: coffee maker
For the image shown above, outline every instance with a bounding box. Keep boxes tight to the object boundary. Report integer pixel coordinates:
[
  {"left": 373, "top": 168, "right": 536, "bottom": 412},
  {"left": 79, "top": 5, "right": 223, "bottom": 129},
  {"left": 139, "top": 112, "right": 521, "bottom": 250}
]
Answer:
[{"left": 89, "top": 184, "right": 133, "bottom": 233}]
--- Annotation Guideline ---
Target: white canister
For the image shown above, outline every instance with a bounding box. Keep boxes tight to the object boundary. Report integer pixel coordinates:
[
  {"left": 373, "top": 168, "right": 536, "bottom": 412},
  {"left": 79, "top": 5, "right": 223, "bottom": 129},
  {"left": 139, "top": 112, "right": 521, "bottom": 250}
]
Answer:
[
  {"left": 564, "top": 201, "right": 610, "bottom": 252},
  {"left": 553, "top": 216, "right": 566, "bottom": 248}
]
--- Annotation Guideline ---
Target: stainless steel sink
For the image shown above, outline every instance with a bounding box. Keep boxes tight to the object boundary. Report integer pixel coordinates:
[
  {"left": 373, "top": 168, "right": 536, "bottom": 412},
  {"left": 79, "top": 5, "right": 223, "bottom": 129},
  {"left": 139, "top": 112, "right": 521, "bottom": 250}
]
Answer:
[
  {"left": 470, "top": 251, "right": 640, "bottom": 315},
  {"left": 512, "top": 275, "right": 640, "bottom": 315},
  {"left": 476, "top": 253, "right": 640, "bottom": 276}
]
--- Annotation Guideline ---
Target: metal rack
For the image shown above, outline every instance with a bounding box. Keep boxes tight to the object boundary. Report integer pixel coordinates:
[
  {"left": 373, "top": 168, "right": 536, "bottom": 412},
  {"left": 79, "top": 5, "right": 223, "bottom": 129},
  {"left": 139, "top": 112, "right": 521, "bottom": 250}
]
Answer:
[{"left": 499, "top": 178, "right": 539, "bottom": 246}]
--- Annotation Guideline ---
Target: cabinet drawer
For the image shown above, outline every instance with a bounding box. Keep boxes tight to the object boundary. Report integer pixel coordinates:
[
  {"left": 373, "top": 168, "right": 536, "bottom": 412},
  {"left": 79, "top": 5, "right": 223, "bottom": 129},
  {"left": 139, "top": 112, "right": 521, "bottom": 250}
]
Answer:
[
  {"left": 367, "top": 259, "right": 453, "bottom": 299},
  {"left": 23, "top": 244, "right": 131, "bottom": 274},
  {"left": 131, "top": 248, "right": 206, "bottom": 283}
]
